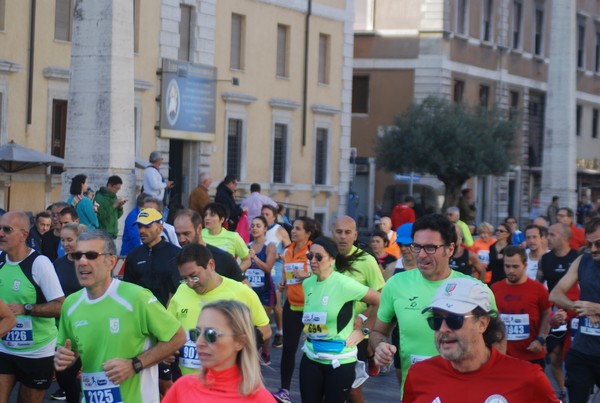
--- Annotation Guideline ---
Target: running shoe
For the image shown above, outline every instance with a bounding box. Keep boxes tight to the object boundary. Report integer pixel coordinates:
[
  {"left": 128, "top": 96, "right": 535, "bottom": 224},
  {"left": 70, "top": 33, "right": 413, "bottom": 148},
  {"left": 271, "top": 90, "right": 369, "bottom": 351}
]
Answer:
[
  {"left": 50, "top": 389, "right": 66, "bottom": 401},
  {"left": 272, "top": 334, "right": 283, "bottom": 348},
  {"left": 367, "top": 356, "right": 380, "bottom": 377},
  {"left": 273, "top": 388, "right": 292, "bottom": 403},
  {"left": 260, "top": 350, "right": 271, "bottom": 366}
]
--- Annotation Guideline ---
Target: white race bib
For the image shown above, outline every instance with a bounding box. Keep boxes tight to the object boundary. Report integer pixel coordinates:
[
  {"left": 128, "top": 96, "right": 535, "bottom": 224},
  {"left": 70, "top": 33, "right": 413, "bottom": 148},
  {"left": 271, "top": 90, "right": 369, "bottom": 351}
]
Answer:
[
  {"left": 285, "top": 262, "right": 306, "bottom": 285},
  {"left": 302, "top": 312, "right": 329, "bottom": 339},
  {"left": 410, "top": 354, "right": 432, "bottom": 365},
  {"left": 82, "top": 372, "right": 123, "bottom": 403},
  {"left": 245, "top": 268, "right": 265, "bottom": 288},
  {"left": 500, "top": 314, "right": 530, "bottom": 341},
  {"left": 2, "top": 317, "right": 33, "bottom": 348},
  {"left": 579, "top": 317, "right": 600, "bottom": 336},
  {"left": 478, "top": 250, "right": 490, "bottom": 265},
  {"left": 179, "top": 339, "right": 200, "bottom": 370}
]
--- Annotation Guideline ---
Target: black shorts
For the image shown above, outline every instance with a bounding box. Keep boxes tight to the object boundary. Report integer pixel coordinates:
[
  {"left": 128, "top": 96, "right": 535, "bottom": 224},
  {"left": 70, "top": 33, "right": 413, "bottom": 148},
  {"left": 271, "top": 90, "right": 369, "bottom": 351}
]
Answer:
[
  {"left": 0, "top": 352, "right": 54, "bottom": 390},
  {"left": 158, "top": 361, "right": 172, "bottom": 381},
  {"left": 546, "top": 330, "right": 567, "bottom": 353}
]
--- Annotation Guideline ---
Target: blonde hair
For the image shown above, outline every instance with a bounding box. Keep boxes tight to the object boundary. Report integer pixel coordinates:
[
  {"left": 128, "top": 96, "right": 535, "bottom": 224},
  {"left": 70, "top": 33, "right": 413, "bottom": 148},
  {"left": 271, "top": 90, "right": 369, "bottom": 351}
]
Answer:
[
  {"left": 61, "top": 222, "right": 88, "bottom": 237},
  {"left": 199, "top": 300, "right": 265, "bottom": 396},
  {"left": 478, "top": 222, "right": 494, "bottom": 235}
]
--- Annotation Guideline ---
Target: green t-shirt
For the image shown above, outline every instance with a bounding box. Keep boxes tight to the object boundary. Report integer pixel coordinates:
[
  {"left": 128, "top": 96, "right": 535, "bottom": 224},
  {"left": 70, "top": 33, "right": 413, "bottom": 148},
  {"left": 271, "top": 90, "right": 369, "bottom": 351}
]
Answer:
[
  {"left": 58, "top": 279, "right": 181, "bottom": 403},
  {"left": 334, "top": 245, "right": 385, "bottom": 314},
  {"left": 377, "top": 269, "right": 497, "bottom": 397},
  {"left": 302, "top": 271, "right": 368, "bottom": 365},
  {"left": 201, "top": 228, "right": 249, "bottom": 259},
  {"left": 167, "top": 276, "right": 269, "bottom": 375}
]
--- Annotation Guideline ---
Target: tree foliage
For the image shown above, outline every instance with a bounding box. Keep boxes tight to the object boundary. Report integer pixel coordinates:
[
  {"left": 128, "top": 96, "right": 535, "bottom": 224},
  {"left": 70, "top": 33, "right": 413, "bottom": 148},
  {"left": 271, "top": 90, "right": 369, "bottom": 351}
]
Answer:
[{"left": 376, "top": 96, "right": 519, "bottom": 209}]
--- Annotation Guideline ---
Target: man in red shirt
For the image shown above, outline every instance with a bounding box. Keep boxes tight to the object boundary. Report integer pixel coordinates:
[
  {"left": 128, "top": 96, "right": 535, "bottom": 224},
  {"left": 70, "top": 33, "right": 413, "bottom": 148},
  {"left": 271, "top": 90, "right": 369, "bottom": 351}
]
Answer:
[
  {"left": 492, "top": 245, "right": 551, "bottom": 367},
  {"left": 404, "top": 277, "right": 558, "bottom": 402},
  {"left": 557, "top": 207, "right": 586, "bottom": 251},
  {"left": 390, "top": 196, "right": 416, "bottom": 230}
]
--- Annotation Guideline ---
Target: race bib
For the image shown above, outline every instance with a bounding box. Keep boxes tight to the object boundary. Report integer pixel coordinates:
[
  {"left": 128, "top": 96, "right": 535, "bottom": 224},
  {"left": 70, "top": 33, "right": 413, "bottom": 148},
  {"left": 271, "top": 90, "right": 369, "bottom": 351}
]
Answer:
[
  {"left": 285, "top": 263, "right": 305, "bottom": 285},
  {"left": 571, "top": 318, "right": 579, "bottom": 341},
  {"left": 179, "top": 339, "right": 200, "bottom": 370},
  {"left": 410, "top": 354, "right": 432, "bottom": 365},
  {"left": 478, "top": 250, "right": 490, "bottom": 265},
  {"left": 302, "top": 312, "right": 329, "bottom": 339},
  {"left": 245, "top": 268, "right": 265, "bottom": 288},
  {"left": 579, "top": 317, "right": 600, "bottom": 336},
  {"left": 2, "top": 317, "right": 33, "bottom": 348},
  {"left": 82, "top": 372, "right": 123, "bottom": 403},
  {"left": 500, "top": 314, "right": 530, "bottom": 341}
]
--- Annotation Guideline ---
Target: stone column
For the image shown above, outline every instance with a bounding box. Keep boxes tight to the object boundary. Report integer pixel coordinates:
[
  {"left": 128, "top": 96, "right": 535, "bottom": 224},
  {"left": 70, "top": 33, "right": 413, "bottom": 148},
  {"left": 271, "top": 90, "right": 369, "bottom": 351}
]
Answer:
[
  {"left": 62, "top": 0, "right": 137, "bottom": 236},
  {"left": 540, "top": 0, "right": 577, "bottom": 211}
]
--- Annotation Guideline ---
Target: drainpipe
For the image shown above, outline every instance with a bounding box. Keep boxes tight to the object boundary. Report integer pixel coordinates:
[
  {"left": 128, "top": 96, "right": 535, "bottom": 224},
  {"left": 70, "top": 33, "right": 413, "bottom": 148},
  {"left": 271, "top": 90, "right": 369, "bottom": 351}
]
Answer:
[
  {"left": 27, "top": 0, "right": 36, "bottom": 125},
  {"left": 301, "top": 0, "right": 312, "bottom": 147}
]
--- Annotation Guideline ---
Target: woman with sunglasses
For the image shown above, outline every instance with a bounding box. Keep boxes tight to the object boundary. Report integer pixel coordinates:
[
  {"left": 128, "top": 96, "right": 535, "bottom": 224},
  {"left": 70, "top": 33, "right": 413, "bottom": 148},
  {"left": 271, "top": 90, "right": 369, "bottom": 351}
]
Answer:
[
  {"left": 247, "top": 216, "right": 277, "bottom": 364},
  {"left": 66, "top": 174, "right": 99, "bottom": 230},
  {"left": 162, "top": 300, "right": 275, "bottom": 402},
  {"left": 487, "top": 223, "right": 512, "bottom": 285},
  {"left": 300, "top": 237, "right": 380, "bottom": 403},
  {"left": 202, "top": 202, "right": 251, "bottom": 271},
  {"left": 51, "top": 222, "right": 87, "bottom": 403},
  {"left": 272, "top": 217, "right": 321, "bottom": 403}
]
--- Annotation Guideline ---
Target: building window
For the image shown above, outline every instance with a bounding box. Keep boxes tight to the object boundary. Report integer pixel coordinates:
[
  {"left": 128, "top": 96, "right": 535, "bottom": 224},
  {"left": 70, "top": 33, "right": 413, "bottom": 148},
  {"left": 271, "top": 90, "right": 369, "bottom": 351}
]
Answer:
[
  {"left": 509, "top": 90, "right": 519, "bottom": 120},
  {"left": 314, "top": 212, "right": 326, "bottom": 227},
  {"left": 276, "top": 24, "right": 289, "bottom": 77},
  {"left": 593, "top": 109, "right": 599, "bottom": 139},
  {"left": 318, "top": 33, "right": 330, "bottom": 84},
  {"left": 230, "top": 14, "right": 245, "bottom": 70},
  {"left": 479, "top": 85, "right": 490, "bottom": 108},
  {"left": 52, "top": 100, "right": 68, "bottom": 174},
  {"left": 512, "top": 1, "right": 522, "bottom": 49},
  {"left": 54, "top": 0, "right": 72, "bottom": 41},
  {"left": 481, "top": 0, "right": 493, "bottom": 42},
  {"left": 226, "top": 118, "right": 243, "bottom": 179},
  {"left": 0, "top": 0, "right": 5, "bottom": 31},
  {"left": 534, "top": 4, "right": 544, "bottom": 56},
  {"left": 352, "top": 76, "right": 369, "bottom": 114},
  {"left": 576, "top": 105, "right": 582, "bottom": 136},
  {"left": 133, "top": 0, "right": 140, "bottom": 53},
  {"left": 315, "top": 128, "right": 328, "bottom": 185},
  {"left": 453, "top": 80, "right": 464, "bottom": 103},
  {"left": 179, "top": 5, "right": 192, "bottom": 61},
  {"left": 578, "top": 17, "right": 586, "bottom": 69},
  {"left": 595, "top": 27, "right": 600, "bottom": 72},
  {"left": 273, "top": 124, "right": 288, "bottom": 183},
  {"left": 456, "top": 0, "right": 468, "bottom": 35}
]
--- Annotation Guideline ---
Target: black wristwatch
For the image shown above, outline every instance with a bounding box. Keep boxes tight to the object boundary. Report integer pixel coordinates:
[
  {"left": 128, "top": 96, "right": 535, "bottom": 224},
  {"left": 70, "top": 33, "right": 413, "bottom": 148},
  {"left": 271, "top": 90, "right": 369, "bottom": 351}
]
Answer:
[
  {"left": 362, "top": 327, "right": 371, "bottom": 336},
  {"left": 132, "top": 357, "right": 143, "bottom": 373},
  {"left": 535, "top": 336, "right": 546, "bottom": 345},
  {"left": 24, "top": 304, "right": 33, "bottom": 315}
]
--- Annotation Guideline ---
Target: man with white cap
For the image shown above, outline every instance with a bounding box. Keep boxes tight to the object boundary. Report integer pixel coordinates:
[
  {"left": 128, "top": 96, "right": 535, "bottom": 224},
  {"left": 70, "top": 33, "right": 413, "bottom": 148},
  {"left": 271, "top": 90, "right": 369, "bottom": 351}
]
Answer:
[
  {"left": 143, "top": 151, "right": 174, "bottom": 200},
  {"left": 403, "top": 278, "right": 558, "bottom": 402}
]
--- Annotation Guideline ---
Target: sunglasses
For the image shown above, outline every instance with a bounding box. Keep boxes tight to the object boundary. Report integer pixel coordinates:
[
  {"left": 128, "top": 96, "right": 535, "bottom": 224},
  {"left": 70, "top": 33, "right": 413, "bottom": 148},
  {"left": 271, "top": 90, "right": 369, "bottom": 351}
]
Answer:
[
  {"left": 189, "top": 327, "right": 233, "bottom": 344},
  {"left": 179, "top": 276, "right": 200, "bottom": 285},
  {"left": 306, "top": 252, "right": 325, "bottom": 262},
  {"left": 0, "top": 226, "right": 16, "bottom": 234},
  {"left": 426, "top": 314, "right": 476, "bottom": 331},
  {"left": 495, "top": 229, "right": 508, "bottom": 233},
  {"left": 70, "top": 251, "right": 113, "bottom": 261},
  {"left": 587, "top": 240, "right": 600, "bottom": 250}
]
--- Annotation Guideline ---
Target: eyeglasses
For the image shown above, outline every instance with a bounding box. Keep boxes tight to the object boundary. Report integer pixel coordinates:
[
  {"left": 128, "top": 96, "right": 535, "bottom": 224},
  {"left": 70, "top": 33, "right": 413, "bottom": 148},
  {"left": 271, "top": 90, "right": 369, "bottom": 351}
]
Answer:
[
  {"left": 189, "top": 327, "right": 234, "bottom": 344},
  {"left": 495, "top": 229, "right": 508, "bottom": 233},
  {"left": 587, "top": 240, "right": 600, "bottom": 250},
  {"left": 306, "top": 252, "right": 325, "bottom": 262},
  {"left": 409, "top": 243, "right": 446, "bottom": 255},
  {"left": 70, "top": 251, "right": 113, "bottom": 261},
  {"left": 179, "top": 276, "right": 200, "bottom": 285},
  {"left": 0, "top": 226, "right": 15, "bottom": 234},
  {"left": 426, "top": 314, "right": 476, "bottom": 331}
]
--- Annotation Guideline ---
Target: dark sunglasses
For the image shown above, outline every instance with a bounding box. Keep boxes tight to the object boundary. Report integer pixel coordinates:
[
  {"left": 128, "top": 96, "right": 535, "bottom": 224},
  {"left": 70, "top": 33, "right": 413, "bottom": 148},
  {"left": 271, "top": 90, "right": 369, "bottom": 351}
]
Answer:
[
  {"left": 587, "top": 240, "right": 600, "bottom": 250},
  {"left": 0, "top": 226, "right": 15, "bottom": 234},
  {"left": 189, "top": 327, "right": 233, "bottom": 344},
  {"left": 306, "top": 252, "right": 325, "bottom": 262},
  {"left": 70, "top": 251, "right": 113, "bottom": 261},
  {"left": 426, "top": 314, "right": 476, "bottom": 331}
]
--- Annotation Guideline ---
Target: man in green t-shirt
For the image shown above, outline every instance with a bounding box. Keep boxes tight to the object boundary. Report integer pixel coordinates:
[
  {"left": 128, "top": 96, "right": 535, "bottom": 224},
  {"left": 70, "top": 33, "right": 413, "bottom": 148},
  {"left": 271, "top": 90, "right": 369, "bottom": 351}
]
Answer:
[
  {"left": 370, "top": 214, "right": 499, "bottom": 398},
  {"left": 54, "top": 230, "right": 185, "bottom": 403},
  {"left": 168, "top": 243, "right": 271, "bottom": 374}
]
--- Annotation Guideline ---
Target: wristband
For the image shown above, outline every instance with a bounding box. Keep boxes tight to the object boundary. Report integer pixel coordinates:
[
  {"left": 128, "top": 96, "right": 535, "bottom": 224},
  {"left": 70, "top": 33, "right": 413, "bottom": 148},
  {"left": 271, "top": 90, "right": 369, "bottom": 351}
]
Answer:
[
  {"left": 132, "top": 357, "right": 143, "bottom": 373},
  {"left": 535, "top": 336, "right": 546, "bottom": 345}
]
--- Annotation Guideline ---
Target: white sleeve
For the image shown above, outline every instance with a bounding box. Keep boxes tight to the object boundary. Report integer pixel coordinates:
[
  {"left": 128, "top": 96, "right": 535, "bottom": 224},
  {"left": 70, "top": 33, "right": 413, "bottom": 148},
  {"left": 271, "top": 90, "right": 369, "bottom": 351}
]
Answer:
[
  {"left": 144, "top": 168, "right": 167, "bottom": 192},
  {"left": 32, "top": 255, "right": 65, "bottom": 301}
]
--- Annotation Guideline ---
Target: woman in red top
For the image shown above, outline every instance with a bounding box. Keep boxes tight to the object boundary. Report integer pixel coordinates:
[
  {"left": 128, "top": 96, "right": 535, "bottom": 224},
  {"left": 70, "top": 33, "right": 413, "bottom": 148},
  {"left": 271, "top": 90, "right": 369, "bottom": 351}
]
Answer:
[
  {"left": 272, "top": 217, "right": 321, "bottom": 403},
  {"left": 162, "top": 300, "right": 275, "bottom": 402}
]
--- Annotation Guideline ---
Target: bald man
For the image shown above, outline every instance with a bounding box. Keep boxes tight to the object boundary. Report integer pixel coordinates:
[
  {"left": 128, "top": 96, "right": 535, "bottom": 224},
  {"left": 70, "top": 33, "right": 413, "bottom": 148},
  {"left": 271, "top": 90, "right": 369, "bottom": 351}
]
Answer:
[
  {"left": 0, "top": 211, "right": 65, "bottom": 403},
  {"left": 380, "top": 217, "right": 400, "bottom": 259}
]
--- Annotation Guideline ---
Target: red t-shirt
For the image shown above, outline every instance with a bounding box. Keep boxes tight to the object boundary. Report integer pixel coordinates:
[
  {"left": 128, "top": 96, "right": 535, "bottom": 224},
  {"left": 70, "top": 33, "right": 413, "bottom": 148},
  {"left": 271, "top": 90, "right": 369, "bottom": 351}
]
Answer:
[
  {"left": 569, "top": 225, "right": 586, "bottom": 251},
  {"left": 491, "top": 278, "right": 551, "bottom": 361},
  {"left": 391, "top": 203, "right": 416, "bottom": 230},
  {"left": 162, "top": 366, "right": 276, "bottom": 403},
  {"left": 403, "top": 348, "right": 559, "bottom": 402}
]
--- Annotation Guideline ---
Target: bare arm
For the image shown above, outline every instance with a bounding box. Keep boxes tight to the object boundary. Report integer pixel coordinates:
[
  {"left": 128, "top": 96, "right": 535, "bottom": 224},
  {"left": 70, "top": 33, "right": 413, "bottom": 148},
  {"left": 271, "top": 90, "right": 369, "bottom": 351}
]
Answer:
[
  {"left": 8, "top": 296, "right": 65, "bottom": 318},
  {"left": 0, "top": 299, "right": 16, "bottom": 338},
  {"left": 239, "top": 255, "right": 251, "bottom": 271},
  {"left": 249, "top": 243, "right": 276, "bottom": 274},
  {"left": 278, "top": 227, "right": 291, "bottom": 248},
  {"left": 258, "top": 323, "right": 272, "bottom": 342},
  {"left": 526, "top": 307, "right": 551, "bottom": 354},
  {"left": 369, "top": 319, "right": 396, "bottom": 367},
  {"left": 549, "top": 255, "right": 582, "bottom": 311},
  {"left": 468, "top": 253, "right": 486, "bottom": 280}
]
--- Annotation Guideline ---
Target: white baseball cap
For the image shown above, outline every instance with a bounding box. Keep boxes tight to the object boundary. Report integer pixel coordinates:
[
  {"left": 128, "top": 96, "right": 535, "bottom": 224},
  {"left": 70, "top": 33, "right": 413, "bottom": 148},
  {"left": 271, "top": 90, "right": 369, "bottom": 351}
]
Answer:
[{"left": 422, "top": 277, "right": 491, "bottom": 315}]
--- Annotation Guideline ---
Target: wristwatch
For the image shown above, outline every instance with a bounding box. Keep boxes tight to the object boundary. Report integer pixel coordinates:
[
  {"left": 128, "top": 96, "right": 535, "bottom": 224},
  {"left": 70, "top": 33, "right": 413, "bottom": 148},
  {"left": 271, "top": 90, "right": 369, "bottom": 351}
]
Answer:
[
  {"left": 535, "top": 336, "right": 546, "bottom": 345},
  {"left": 24, "top": 304, "right": 33, "bottom": 315},
  {"left": 131, "top": 357, "right": 143, "bottom": 373},
  {"left": 362, "top": 327, "right": 371, "bottom": 336}
]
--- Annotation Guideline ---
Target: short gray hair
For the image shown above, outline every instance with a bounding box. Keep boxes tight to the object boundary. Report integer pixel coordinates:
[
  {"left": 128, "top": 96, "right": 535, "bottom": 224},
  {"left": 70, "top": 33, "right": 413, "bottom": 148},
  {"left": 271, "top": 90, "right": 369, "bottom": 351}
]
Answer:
[
  {"left": 77, "top": 230, "right": 117, "bottom": 256},
  {"left": 446, "top": 206, "right": 460, "bottom": 217}
]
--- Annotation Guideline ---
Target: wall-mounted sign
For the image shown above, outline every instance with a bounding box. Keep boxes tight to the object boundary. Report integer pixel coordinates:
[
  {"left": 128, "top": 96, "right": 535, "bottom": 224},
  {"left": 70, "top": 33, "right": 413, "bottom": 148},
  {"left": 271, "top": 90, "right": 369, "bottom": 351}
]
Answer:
[{"left": 160, "top": 59, "right": 217, "bottom": 141}]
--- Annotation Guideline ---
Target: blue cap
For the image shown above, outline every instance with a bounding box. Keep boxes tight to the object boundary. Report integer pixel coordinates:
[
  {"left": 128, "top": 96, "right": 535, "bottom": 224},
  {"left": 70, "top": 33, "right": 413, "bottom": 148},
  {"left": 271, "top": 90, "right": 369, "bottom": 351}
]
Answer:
[{"left": 396, "top": 223, "right": 413, "bottom": 246}]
